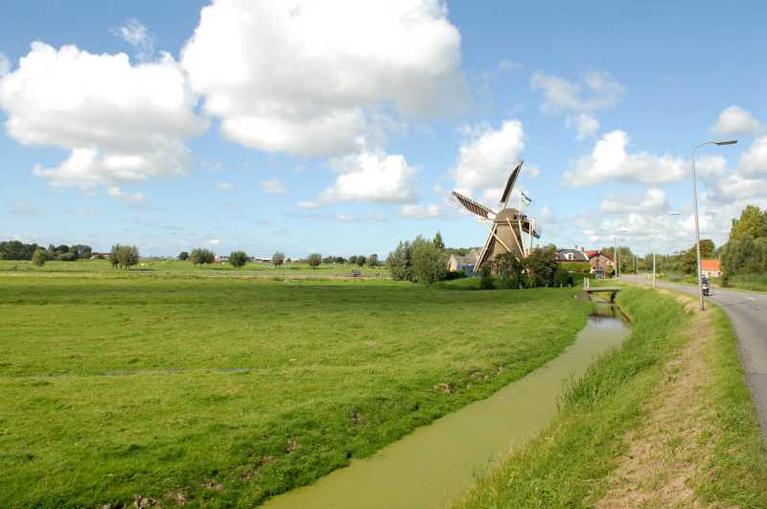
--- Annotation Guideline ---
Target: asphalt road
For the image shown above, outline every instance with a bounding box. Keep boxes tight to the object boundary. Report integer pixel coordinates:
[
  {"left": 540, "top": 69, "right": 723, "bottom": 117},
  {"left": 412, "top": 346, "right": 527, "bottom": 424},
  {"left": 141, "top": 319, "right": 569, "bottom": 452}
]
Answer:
[{"left": 623, "top": 275, "right": 767, "bottom": 442}]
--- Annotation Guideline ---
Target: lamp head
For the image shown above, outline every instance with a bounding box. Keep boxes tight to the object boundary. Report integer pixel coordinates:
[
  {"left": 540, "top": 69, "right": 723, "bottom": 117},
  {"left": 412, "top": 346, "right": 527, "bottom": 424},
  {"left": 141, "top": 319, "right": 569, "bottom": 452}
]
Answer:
[{"left": 715, "top": 140, "right": 738, "bottom": 146}]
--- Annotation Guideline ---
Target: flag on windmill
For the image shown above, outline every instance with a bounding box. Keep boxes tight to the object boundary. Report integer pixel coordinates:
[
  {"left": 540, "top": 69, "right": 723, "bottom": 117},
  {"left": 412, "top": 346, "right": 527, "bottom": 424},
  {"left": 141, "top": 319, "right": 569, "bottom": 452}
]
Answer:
[{"left": 520, "top": 191, "right": 532, "bottom": 206}]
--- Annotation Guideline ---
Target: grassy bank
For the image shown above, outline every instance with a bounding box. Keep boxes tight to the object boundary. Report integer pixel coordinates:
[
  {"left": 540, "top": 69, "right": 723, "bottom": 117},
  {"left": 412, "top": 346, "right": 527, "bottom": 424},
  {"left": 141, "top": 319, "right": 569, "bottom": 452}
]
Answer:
[
  {"left": 726, "top": 273, "right": 767, "bottom": 292},
  {"left": 0, "top": 274, "right": 588, "bottom": 508},
  {"left": 454, "top": 287, "right": 767, "bottom": 508}
]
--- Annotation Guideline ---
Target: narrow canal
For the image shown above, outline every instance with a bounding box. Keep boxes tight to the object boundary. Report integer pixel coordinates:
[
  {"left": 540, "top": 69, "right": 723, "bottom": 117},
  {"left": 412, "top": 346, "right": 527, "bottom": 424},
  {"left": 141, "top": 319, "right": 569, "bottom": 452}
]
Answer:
[{"left": 262, "top": 305, "right": 630, "bottom": 509}]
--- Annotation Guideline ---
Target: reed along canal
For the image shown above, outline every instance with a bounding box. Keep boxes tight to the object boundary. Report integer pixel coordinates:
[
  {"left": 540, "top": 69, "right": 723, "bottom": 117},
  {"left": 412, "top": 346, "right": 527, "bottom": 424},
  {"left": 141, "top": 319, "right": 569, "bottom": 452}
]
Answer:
[{"left": 262, "top": 304, "right": 630, "bottom": 509}]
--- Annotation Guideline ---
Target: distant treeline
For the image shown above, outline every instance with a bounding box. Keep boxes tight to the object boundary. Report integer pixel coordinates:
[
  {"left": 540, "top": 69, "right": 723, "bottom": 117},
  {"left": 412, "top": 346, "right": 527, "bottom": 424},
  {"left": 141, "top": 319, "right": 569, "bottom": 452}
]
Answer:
[{"left": 0, "top": 241, "right": 93, "bottom": 261}]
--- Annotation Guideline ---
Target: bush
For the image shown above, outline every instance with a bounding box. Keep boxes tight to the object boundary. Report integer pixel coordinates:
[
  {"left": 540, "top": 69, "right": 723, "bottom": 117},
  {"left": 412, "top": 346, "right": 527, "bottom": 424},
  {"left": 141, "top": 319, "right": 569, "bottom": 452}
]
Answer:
[
  {"left": 307, "top": 253, "right": 322, "bottom": 268},
  {"left": 190, "top": 248, "right": 216, "bottom": 265},
  {"left": 493, "top": 252, "right": 525, "bottom": 289},
  {"left": 178, "top": 251, "right": 189, "bottom": 261},
  {"left": 387, "top": 241, "right": 413, "bottom": 281},
  {"left": 272, "top": 251, "right": 285, "bottom": 267},
  {"left": 229, "top": 251, "right": 248, "bottom": 268},
  {"left": 410, "top": 238, "right": 448, "bottom": 284},
  {"left": 479, "top": 264, "right": 495, "bottom": 289},
  {"left": 31, "top": 248, "right": 47, "bottom": 267},
  {"left": 553, "top": 268, "right": 574, "bottom": 287}
]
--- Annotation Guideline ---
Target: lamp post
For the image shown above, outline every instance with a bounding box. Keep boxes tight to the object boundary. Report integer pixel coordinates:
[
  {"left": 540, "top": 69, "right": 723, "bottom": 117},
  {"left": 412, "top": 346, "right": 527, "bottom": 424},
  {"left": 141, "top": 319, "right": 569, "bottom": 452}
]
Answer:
[
  {"left": 653, "top": 211, "right": 679, "bottom": 289},
  {"left": 691, "top": 140, "right": 737, "bottom": 311}
]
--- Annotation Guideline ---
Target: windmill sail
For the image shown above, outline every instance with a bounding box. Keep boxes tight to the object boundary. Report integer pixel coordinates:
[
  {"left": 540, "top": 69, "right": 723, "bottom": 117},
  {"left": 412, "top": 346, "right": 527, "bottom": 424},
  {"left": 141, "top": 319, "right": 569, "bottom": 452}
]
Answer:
[
  {"left": 452, "top": 191, "right": 495, "bottom": 220},
  {"left": 499, "top": 160, "right": 523, "bottom": 208}
]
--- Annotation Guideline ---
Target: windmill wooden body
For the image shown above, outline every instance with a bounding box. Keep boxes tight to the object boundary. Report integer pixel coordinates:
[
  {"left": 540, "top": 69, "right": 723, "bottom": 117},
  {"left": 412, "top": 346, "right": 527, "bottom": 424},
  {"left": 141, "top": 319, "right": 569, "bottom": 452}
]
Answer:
[{"left": 452, "top": 161, "right": 540, "bottom": 272}]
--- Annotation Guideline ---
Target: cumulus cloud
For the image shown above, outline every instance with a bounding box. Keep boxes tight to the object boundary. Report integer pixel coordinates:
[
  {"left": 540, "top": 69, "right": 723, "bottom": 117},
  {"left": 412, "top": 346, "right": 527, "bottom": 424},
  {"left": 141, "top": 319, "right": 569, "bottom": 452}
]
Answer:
[
  {"left": 739, "top": 136, "right": 767, "bottom": 176},
  {"left": 107, "top": 185, "right": 148, "bottom": 204},
  {"left": 569, "top": 113, "right": 600, "bottom": 140},
  {"left": 261, "top": 178, "right": 286, "bottom": 194},
  {"left": 710, "top": 106, "right": 763, "bottom": 136},
  {"left": 599, "top": 188, "right": 668, "bottom": 214},
  {"left": 531, "top": 71, "right": 624, "bottom": 139},
  {"left": 320, "top": 151, "right": 417, "bottom": 203},
  {"left": 0, "top": 53, "right": 9, "bottom": 76},
  {"left": 563, "top": 130, "right": 685, "bottom": 187},
  {"left": 111, "top": 19, "right": 155, "bottom": 61},
  {"left": 450, "top": 119, "right": 526, "bottom": 196},
  {"left": 181, "top": 0, "right": 465, "bottom": 157},
  {"left": 0, "top": 42, "right": 206, "bottom": 189},
  {"left": 400, "top": 203, "right": 442, "bottom": 219}
]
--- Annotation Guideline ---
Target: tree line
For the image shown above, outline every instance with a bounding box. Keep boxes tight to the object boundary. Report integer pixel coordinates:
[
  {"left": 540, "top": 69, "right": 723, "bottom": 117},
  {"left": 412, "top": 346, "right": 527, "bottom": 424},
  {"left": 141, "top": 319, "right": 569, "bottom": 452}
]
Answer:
[{"left": 0, "top": 241, "right": 93, "bottom": 262}]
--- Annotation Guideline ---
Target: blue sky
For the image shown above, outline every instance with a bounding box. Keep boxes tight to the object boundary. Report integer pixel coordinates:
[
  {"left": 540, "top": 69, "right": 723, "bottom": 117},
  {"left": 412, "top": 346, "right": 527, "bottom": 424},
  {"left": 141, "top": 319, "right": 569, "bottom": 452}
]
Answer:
[{"left": 1, "top": 0, "right": 766, "bottom": 257}]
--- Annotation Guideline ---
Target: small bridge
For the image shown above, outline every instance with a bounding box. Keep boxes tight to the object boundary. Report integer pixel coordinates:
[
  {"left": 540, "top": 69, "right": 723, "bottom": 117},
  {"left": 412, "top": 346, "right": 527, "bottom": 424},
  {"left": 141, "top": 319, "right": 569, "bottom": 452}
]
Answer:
[{"left": 583, "top": 279, "right": 621, "bottom": 302}]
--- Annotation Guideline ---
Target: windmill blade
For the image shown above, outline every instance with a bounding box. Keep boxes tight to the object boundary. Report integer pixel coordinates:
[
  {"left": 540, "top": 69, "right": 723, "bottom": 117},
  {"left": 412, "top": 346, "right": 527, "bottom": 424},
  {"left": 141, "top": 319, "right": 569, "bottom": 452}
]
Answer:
[
  {"left": 452, "top": 191, "right": 496, "bottom": 220},
  {"left": 499, "top": 160, "right": 524, "bottom": 208}
]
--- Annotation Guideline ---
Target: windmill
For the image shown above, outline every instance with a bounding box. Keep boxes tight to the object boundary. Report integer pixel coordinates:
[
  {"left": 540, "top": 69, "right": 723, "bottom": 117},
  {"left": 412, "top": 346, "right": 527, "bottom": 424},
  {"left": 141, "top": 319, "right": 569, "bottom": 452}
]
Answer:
[{"left": 452, "top": 161, "right": 540, "bottom": 272}]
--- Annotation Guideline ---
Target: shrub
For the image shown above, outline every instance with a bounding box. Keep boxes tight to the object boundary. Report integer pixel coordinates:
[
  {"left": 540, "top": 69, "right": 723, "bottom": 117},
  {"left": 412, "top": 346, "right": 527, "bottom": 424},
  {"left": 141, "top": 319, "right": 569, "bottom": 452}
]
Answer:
[
  {"left": 109, "top": 244, "right": 139, "bottom": 269},
  {"left": 178, "top": 251, "right": 189, "bottom": 261},
  {"left": 31, "top": 248, "right": 47, "bottom": 267},
  {"left": 272, "top": 251, "right": 286, "bottom": 267},
  {"left": 307, "top": 253, "right": 322, "bottom": 268},
  {"left": 229, "top": 251, "right": 248, "bottom": 268},
  {"left": 190, "top": 248, "right": 216, "bottom": 265},
  {"left": 410, "top": 238, "right": 448, "bottom": 284},
  {"left": 479, "top": 264, "right": 495, "bottom": 289}
]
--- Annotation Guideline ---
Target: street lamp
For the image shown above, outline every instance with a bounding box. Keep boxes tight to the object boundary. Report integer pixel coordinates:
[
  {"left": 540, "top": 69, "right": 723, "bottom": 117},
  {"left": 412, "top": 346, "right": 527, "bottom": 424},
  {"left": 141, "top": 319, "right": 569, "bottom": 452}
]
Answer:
[
  {"left": 613, "top": 229, "right": 628, "bottom": 279},
  {"left": 691, "top": 139, "right": 737, "bottom": 310},
  {"left": 653, "top": 211, "right": 680, "bottom": 289}
]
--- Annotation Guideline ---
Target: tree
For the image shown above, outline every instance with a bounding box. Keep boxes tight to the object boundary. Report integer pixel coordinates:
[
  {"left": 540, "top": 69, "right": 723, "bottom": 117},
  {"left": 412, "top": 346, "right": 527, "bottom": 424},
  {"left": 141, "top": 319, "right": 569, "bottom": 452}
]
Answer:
[
  {"left": 178, "top": 251, "right": 189, "bottom": 261},
  {"left": 387, "top": 240, "right": 413, "bottom": 281},
  {"left": 272, "top": 251, "right": 286, "bottom": 267},
  {"left": 229, "top": 250, "right": 248, "bottom": 268},
  {"left": 70, "top": 244, "right": 92, "bottom": 259},
  {"left": 190, "top": 248, "right": 216, "bottom": 265},
  {"left": 109, "top": 244, "right": 139, "bottom": 269},
  {"left": 493, "top": 252, "right": 525, "bottom": 289},
  {"left": 31, "top": 248, "right": 47, "bottom": 267},
  {"left": 307, "top": 253, "right": 322, "bottom": 268},
  {"left": 525, "top": 245, "right": 559, "bottom": 287},
  {"left": 354, "top": 255, "right": 366, "bottom": 267},
  {"left": 433, "top": 231, "right": 445, "bottom": 250},
  {"left": 680, "top": 239, "right": 715, "bottom": 275},
  {"left": 367, "top": 254, "right": 379, "bottom": 267},
  {"left": 729, "top": 205, "right": 767, "bottom": 242},
  {"left": 410, "top": 237, "right": 447, "bottom": 284}
]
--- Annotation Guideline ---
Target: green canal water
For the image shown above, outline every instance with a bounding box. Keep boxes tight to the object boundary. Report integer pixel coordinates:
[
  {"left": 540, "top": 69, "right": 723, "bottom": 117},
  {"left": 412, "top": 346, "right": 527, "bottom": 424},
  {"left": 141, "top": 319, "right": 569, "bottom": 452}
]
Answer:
[{"left": 262, "top": 307, "right": 630, "bottom": 509}]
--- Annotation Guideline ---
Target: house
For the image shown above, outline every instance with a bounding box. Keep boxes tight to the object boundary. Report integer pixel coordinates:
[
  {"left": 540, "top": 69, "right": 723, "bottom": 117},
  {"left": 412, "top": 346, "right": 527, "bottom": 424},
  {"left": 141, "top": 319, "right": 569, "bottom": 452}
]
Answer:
[
  {"left": 585, "top": 249, "right": 615, "bottom": 274},
  {"left": 447, "top": 250, "right": 479, "bottom": 275},
  {"left": 555, "top": 248, "right": 589, "bottom": 262},
  {"left": 701, "top": 259, "right": 722, "bottom": 278},
  {"left": 215, "top": 255, "right": 230, "bottom": 264}
]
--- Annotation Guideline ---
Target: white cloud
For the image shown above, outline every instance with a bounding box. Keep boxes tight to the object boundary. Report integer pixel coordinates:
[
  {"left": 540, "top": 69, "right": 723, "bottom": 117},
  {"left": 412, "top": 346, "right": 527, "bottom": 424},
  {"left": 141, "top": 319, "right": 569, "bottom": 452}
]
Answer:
[
  {"left": 297, "top": 201, "right": 318, "bottom": 209},
  {"left": 107, "top": 185, "right": 148, "bottom": 204},
  {"left": 497, "top": 59, "right": 522, "bottom": 71},
  {"left": 216, "top": 180, "right": 232, "bottom": 190},
  {"left": 563, "top": 130, "right": 685, "bottom": 187},
  {"left": 569, "top": 113, "right": 599, "bottom": 140},
  {"left": 450, "top": 119, "right": 526, "bottom": 195},
  {"left": 531, "top": 71, "right": 624, "bottom": 114},
  {"left": 739, "top": 136, "right": 767, "bottom": 176},
  {"left": 0, "top": 42, "right": 206, "bottom": 189},
  {"left": 111, "top": 19, "right": 155, "bottom": 61},
  {"left": 400, "top": 203, "right": 442, "bottom": 219},
  {"left": 181, "top": 0, "right": 465, "bottom": 157},
  {"left": 261, "top": 178, "right": 286, "bottom": 194},
  {"left": 710, "top": 106, "right": 762, "bottom": 136},
  {"left": 320, "top": 151, "right": 417, "bottom": 203},
  {"left": 531, "top": 71, "right": 623, "bottom": 140},
  {"left": 710, "top": 173, "right": 767, "bottom": 202},
  {"left": 0, "top": 53, "right": 10, "bottom": 77},
  {"left": 208, "top": 238, "right": 222, "bottom": 245},
  {"left": 599, "top": 188, "right": 668, "bottom": 214}
]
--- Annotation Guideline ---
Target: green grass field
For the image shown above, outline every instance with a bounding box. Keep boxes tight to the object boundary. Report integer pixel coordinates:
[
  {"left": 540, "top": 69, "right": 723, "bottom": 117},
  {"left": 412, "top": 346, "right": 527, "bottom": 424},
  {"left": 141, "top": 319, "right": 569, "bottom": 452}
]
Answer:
[
  {"left": 0, "top": 258, "right": 387, "bottom": 278},
  {"left": 0, "top": 273, "right": 589, "bottom": 508}
]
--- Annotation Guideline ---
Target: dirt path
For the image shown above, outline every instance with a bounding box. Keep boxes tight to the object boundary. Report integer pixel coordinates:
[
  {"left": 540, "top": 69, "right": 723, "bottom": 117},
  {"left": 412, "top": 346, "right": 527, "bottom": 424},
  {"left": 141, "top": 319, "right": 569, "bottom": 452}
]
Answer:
[{"left": 594, "top": 294, "right": 727, "bottom": 509}]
